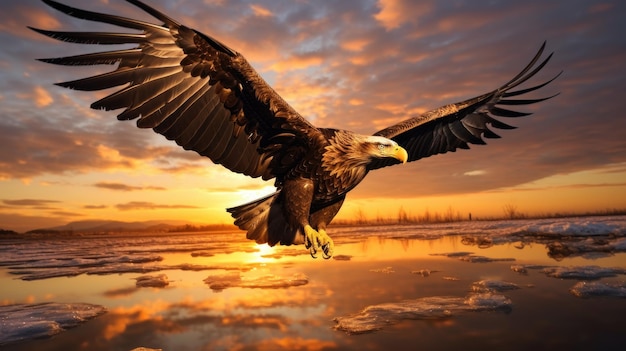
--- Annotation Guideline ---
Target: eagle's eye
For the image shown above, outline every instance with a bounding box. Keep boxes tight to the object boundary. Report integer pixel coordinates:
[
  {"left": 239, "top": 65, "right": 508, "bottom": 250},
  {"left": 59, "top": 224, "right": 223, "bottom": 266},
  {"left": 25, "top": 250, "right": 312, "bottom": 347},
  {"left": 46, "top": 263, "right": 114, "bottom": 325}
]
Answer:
[{"left": 377, "top": 144, "right": 385, "bottom": 151}]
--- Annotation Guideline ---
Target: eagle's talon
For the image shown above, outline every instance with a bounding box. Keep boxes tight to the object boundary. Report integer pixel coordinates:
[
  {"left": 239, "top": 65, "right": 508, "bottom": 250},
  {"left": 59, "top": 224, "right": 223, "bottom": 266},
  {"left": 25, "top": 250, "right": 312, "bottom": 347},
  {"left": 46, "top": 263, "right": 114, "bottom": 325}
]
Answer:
[{"left": 321, "top": 243, "right": 332, "bottom": 259}]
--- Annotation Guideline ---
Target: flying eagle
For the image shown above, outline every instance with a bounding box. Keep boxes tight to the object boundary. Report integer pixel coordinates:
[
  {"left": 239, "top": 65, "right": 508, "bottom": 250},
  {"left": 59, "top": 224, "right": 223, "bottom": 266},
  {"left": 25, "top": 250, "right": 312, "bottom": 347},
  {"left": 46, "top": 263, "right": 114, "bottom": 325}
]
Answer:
[{"left": 31, "top": 0, "right": 559, "bottom": 258}]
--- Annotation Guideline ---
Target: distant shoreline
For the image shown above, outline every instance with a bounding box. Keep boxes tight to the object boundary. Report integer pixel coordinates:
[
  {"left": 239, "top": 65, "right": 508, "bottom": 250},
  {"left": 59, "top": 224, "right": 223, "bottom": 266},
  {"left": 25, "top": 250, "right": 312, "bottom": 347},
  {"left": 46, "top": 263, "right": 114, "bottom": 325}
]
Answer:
[{"left": 2, "top": 209, "right": 625, "bottom": 238}]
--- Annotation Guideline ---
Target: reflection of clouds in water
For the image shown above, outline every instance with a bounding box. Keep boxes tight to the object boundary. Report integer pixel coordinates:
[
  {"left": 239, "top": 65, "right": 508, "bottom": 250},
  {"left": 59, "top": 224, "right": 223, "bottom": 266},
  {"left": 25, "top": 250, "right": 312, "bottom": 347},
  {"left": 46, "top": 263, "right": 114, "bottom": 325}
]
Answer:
[
  {"left": 2, "top": 217, "right": 626, "bottom": 347},
  {"left": 93, "top": 281, "right": 337, "bottom": 350}
]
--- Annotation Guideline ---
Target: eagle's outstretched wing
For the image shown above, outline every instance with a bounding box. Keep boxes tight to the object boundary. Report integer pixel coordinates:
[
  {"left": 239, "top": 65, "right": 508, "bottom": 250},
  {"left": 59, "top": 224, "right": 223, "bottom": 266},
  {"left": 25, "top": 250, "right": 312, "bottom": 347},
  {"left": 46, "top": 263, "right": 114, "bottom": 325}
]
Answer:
[
  {"left": 368, "top": 42, "right": 560, "bottom": 171},
  {"left": 30, "top": 0, "right": 321, "bottom": 180}
]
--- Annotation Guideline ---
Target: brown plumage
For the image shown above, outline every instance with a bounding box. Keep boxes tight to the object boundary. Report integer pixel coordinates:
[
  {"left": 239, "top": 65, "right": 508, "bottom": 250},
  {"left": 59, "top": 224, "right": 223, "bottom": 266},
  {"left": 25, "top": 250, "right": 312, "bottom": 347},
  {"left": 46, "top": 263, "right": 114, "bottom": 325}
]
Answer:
[{"left": 31, "top": 0, "right": 560, "bottom": 258}]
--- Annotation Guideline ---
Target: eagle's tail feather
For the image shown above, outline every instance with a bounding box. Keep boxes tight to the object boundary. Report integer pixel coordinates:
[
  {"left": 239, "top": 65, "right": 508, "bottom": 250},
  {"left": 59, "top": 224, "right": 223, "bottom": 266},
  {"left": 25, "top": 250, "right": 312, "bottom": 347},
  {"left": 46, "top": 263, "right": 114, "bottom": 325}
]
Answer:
[{"left": 226, "top": 191, "right": 300, "bottom": 246}]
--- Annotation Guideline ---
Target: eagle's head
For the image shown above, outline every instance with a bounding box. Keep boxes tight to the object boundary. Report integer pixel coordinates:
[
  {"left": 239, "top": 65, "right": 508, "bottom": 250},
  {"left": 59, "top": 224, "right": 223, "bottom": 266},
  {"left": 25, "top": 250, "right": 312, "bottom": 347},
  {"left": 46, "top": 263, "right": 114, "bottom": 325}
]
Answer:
[
  {"left": 361, "top": 136, "right": 408, "bottom": 164},
  {"left": 322, "top": 131, "right": 408, "bottom": 178}
]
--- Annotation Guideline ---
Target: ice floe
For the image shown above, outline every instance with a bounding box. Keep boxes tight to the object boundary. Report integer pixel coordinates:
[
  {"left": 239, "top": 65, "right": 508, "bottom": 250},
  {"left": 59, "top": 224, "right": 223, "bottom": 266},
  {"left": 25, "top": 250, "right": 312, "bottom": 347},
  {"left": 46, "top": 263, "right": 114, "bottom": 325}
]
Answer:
[
  {"left": 135, "top": 274, "right": 170, "bottom": 288},
  {"left": 1, "top": 216, "right": 624, "bottom": 281},
  {"left": 472, "top": 279, "right": 520, "bottom": 293},
  {"left": 511, "top": 264, "right": 626, "bottom": 280},
  {"left": 369, "top": 266, "right": 395, "bottom": 273},
  {"left": 203, "top": 272, "right": 308, "bottom": 291},
  {"left": 454, "top": 217, "right": 626, "bottom": 259},
  {"left": 0, "top": 303, "right": 106, "bottom": 346},
  {"left": 442, "top": 276, "right": 461, "bottom": 281},
  {"left": 411, "top": 269, "right": 439, "bottom": 277},
  {"left": 334, "top": 293, "right": 512, "bottom": 334},
  {"left": 570, "top": 281, "right": 626, "bottom": 298},
  {"left": 333, "top": 254, "right": 352, "bottom": 261},
  {"left": 431, "top": 252, "right": 515, "bottom": 263},
  {"left": 0, "top": 232, "right": 261, "bottom": 281},
  {"left": 330, "top": 216, "right": 626, "bottom": 242}
]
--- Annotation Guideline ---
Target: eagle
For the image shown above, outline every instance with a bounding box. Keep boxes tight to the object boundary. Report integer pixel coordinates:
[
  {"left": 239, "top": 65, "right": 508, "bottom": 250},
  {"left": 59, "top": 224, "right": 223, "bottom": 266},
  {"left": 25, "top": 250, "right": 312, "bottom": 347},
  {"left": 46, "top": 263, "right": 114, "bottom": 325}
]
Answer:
[{"left": 31, "top": 0, "right": 559, "bottom": 258}]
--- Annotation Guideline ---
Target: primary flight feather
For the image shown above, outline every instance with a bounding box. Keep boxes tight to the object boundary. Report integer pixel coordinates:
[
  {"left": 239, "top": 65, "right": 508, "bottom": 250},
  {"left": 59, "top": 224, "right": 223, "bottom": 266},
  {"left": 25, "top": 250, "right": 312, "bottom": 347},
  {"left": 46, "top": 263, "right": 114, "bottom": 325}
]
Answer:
[{"left": 31, "top": 0, "right": 560, "bottom": 258}]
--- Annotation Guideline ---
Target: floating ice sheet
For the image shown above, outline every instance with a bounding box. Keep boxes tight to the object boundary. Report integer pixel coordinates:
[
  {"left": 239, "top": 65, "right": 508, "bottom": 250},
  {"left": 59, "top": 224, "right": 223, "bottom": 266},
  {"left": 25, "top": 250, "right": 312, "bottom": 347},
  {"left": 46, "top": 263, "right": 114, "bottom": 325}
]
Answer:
[
  {"left": 135, "top": 274, "right": 170, "bottom": 288},
  {"left": 570, "top": 281, "right": 626, "bottom": 298},
  {"left": 511, "top": 264, "right": 626, "bottom": 280},
  {"left": 0, "top": 232, "right": 257, "bottom": 281},
  {"left": 431, "top": 252, "right": 515, "bottom": 263},
  {"left": 369, "top": 266, "right": 395, "bottom": 273},
  {"left": 334, "top": 293, "right": 512, "bottom": 334},
  {"left": 472, "top": 279, "right": 521, "bottom": 293},
  {"left": 329, "top": 216, "right": 626, "bottom": 242},
  {"left": 411, "top": 269, "right": 439, "bottom": 277},
  {"left": 0, "top": 302, "right": 106, "bottom": 346},
  {"left": 204, "top": 272, "right": 308, "bottom": 291},
  {"left": 333, "top": 254, "right": 352, "bottom": 261}
]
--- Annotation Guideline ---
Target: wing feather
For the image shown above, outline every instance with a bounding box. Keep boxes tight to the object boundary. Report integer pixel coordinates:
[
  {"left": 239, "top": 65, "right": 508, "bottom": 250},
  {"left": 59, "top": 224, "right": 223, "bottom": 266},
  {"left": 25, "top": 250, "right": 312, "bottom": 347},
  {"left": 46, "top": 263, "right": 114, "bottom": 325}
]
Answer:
[
  {"left": 32, "top": 0, "right": 321, "bottom": 180},
  {"left": 370, "top": 42, "right": 560, "bottom": 170}
]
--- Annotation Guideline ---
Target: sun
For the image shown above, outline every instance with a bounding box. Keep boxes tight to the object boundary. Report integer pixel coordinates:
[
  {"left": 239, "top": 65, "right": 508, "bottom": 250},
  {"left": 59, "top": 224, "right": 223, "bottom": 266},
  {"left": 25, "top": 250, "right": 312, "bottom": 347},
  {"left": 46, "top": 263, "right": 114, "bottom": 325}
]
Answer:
[{"left": 247, "top": 243, "right": 276, "bottom": 264}]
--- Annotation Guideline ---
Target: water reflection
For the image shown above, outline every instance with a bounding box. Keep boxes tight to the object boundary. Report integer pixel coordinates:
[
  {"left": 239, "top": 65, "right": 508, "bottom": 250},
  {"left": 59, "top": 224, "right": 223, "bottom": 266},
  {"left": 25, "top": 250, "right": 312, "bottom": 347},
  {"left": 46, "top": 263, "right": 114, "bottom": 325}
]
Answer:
[{"left": 1, "top": 218, "right": 626, "bottom": 349}]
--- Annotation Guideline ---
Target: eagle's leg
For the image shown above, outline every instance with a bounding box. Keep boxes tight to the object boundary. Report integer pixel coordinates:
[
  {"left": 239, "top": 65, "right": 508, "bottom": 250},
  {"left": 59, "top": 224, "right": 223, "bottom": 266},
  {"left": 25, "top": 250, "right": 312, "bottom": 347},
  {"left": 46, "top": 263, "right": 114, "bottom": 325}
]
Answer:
[
  {"left": 309, "top": 196, "right": 345, "bottom": 259},
  {"left": 303, "top": 225, "right": 334, "bottom": 259},
  {"left": 282, "top": 178, "right": 333, "bottom": 258}
]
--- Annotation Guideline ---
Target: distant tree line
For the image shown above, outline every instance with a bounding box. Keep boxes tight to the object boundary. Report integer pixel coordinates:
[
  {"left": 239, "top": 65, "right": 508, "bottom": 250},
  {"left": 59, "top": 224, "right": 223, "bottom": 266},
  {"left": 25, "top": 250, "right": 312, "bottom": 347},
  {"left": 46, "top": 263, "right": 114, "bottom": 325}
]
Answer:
[{"left": 332, "top": 206, "right": 626, "bottom": 226}]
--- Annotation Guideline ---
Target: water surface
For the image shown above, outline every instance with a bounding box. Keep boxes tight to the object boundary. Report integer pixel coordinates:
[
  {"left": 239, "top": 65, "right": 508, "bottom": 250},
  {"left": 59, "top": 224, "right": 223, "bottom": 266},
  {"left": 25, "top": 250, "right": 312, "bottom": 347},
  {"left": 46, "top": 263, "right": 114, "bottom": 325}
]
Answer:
[{"left": 1, "top": 217, "right": 626, "bottom": 350}]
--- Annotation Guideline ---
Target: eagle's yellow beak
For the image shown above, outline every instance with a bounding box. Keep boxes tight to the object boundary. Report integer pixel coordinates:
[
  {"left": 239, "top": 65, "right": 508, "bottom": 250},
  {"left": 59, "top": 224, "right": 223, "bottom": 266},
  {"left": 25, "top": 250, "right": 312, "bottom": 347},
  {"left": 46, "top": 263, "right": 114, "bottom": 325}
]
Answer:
[{"left": 392, "top": 146, "right": 408, "bottom": 164}]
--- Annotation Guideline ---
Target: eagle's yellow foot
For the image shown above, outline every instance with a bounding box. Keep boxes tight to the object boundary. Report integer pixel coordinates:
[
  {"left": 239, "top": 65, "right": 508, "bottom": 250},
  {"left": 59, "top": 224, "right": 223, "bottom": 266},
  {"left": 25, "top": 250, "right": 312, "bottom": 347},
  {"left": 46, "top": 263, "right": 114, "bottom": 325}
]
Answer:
[{"left": 303, "top": 225, "right": 334, "bottom": 259}]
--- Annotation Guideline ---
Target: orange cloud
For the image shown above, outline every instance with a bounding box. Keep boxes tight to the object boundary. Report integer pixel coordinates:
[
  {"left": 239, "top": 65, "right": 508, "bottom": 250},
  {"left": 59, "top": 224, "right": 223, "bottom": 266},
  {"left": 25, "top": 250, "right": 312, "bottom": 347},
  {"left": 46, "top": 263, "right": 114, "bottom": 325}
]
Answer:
[
  {"left": 94, "top": 182, "right": 166, "bottom": 192},
  {"left": 115, "top": 202, "right": 200, "bottom": 211},
  {"left": 16, "top": 86, "right": 53, "bottom": 108},
  {"left": 250, "top": 4, "right": 273, "bottom": 17},
  {"left": 374, "top": 0, "right": 433, "bottom": 30},
  {"left": 0, "top": 5, "right": 61, "bottom": 39},
  {"left": 341, "top": 38, "right": 370, "bottom": 52},
  {"left": 269, "top": 55, "right": 324, "bottom": 72}
]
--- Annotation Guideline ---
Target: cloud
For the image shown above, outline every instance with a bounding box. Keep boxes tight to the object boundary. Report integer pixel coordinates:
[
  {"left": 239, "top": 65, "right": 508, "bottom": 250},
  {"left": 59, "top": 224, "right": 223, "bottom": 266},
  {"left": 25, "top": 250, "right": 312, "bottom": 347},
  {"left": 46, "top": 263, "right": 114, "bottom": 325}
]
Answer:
[
  {"left": 49, "top": 210, "right": 84, "bottom": 217},
  {"left": 3, "top": 199, "right": 60, "bottom": 207},
  {"left": 83, "top": 205, "right": 107, "bottom": 210},
  {"left": 249, "top": 4, "right": 273, "bottom": 18},
  {"left": 94, "top": 182, "right": 166, "bottom": 192},
  {"left": 374, "top": 0, "right": 433, "bottom": 30},
  {"left": 115, "top": 202, "right": 200, "bottom": 211},
  {"left": 16, "top": 85, "right": 53, "bottom": 108},
  {"left": 464, "top": 170, "right": 487, "bottom": 177},
  {"left": 1, "top": 0, "right": 625, "bottom": 227}
]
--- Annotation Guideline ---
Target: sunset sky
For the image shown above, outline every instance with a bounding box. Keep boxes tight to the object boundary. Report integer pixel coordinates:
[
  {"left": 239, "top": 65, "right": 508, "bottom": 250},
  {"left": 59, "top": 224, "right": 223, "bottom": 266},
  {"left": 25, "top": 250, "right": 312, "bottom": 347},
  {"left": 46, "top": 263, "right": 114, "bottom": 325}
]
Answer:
[{"left": 1, "top": 0, "right": 625, "bottom": 232}]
